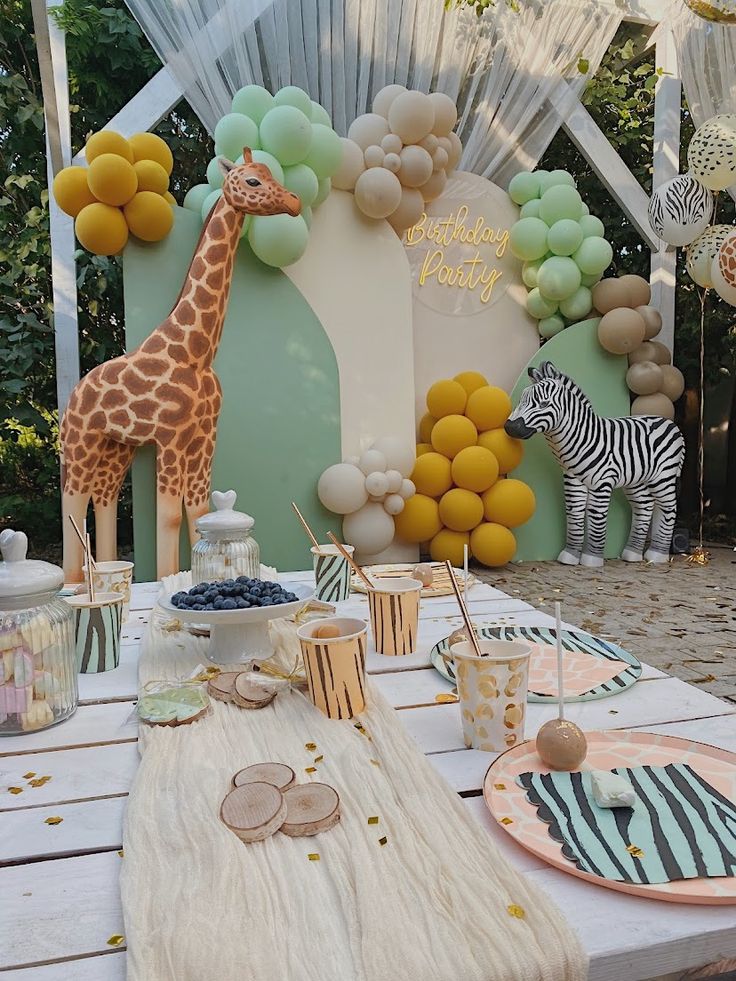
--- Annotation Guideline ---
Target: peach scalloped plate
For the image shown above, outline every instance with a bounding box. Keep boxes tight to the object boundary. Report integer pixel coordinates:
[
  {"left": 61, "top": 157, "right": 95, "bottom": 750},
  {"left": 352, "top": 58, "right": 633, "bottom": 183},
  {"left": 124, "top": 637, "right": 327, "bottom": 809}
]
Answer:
[{"left": 484, "top": 730, "right": 736, "bottom": 904}]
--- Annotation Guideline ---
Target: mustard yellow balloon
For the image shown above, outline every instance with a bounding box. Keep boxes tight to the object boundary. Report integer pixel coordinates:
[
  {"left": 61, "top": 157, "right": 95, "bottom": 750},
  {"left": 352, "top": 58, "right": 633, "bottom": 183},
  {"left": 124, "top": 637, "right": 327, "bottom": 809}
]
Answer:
[
  {"left": 430, "top": 528, "right": 470, "bottom": 566},
  {"left": 393, "top": 494, "right": 442, "bottom": 544},
  {"left": 465, "top": 385, "right": 512, "bottom": 431},
  {"left": 481, "top": 479, "right": 536, "bottom": 527},
  {"left": 426, "top": 379, "right": 467, "bottom": 418},
  {"left": 470, "top": 522, "right": 517, "bottom": 567},
  {"left": 451, "top": 446, "right": 499, "bottom": 494},
  {"left": 133, "top": 159, "right": 169, "bottom": 195},
  {"left": 418, "top": 412, "right": 437, "bottom": 444},
  {"left": 453, "top": 371, "right": 488, "bottom": 396},
  {"left": 416, "top": 442, "right": 433, "bottom": 457},
  {"left": 129, "top": 132, "right": 174, "bottom": 175},
  {"left": 411, "top": 452, "right": 453, "bottom": 498},
  {"left": 431, "top": 414, "right": 478, "bottom": 460},
  {"left": 75, "top": 203, "right": 129, "bottom": 256},
  {"left": 123, "top": 191, "right": 175, "bottom": 242},
  {"left": 87, "top": 153, "right": 138, "bottom": 206},
  {"left": 85, "top": 130, "right": 134, "bottom": 163},
  {"left": 52, "top": 166, "right": 96, "bottom": 218},
  {"left": 438, "top": 488, "right": 484, "bottom": 532},
  {"left": 163, "top": 191, "right": 177, "bottom": 207},
  {"left": 477, "top": 428, "right": 523, "bottom": 474}
]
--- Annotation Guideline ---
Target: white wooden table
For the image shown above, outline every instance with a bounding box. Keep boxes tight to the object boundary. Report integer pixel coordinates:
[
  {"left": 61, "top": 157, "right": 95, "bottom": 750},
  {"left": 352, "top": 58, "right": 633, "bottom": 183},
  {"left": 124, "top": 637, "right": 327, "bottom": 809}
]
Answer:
[{"left": 2, "top": 573, "right": 736, "bottom": 981}]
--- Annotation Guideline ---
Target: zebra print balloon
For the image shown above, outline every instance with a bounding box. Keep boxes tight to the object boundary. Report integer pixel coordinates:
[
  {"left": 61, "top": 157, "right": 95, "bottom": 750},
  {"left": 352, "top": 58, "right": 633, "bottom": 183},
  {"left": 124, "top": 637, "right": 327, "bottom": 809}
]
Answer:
[
  {"left": 648, "top": 174, "right": 714, "bottom": 247},
  {"left": 506, "top": 362, "right": 685, "bottom": 567}
]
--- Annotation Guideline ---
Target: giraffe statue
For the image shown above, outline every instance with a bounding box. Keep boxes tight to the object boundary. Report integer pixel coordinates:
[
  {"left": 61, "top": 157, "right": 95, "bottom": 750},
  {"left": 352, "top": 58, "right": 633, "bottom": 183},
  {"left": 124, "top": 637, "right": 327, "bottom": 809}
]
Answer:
[{"left": 60, "top": 148, "right": 301, "bottom": 582}]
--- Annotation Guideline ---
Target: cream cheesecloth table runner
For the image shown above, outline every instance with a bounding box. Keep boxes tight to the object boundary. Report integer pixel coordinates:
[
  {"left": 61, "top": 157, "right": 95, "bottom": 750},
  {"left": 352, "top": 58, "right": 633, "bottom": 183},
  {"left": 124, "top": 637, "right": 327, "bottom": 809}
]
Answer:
[{"left": 120, "top": 577, "right": 587, "bottom": 981}]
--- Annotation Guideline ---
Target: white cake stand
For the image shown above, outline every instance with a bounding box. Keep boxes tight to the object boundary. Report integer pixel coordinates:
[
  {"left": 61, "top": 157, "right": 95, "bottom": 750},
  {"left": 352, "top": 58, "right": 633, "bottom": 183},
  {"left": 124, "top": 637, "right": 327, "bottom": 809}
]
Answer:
[{"left": 158, "top": 581, "right": 314, "bottom": 664}]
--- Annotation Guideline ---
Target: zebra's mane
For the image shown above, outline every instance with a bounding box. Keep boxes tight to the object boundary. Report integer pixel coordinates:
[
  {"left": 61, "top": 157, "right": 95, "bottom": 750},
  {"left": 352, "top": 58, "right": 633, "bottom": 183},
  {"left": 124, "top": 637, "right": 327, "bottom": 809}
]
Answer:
[{"left": 529, "top": 361, "right": 593, "bottom": 411}]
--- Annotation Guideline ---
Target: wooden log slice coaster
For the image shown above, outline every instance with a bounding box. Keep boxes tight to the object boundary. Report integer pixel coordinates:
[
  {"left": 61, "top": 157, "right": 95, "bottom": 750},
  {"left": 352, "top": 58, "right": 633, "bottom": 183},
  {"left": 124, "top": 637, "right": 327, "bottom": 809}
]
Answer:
[
  {"left": 281, "top": 783, "right": 341, "bottom": 838},
  {"left": 207, "top": 672, "right": 240, "bottom": 703},
  {"left": 220, "top": 782, "right": 287, "bottom": 843},
  {"left": 232, "top": 673, "right": 277, "bottom": 709},
  {"left": 232, "top": 762, "right": 296, "bottom": 791}
]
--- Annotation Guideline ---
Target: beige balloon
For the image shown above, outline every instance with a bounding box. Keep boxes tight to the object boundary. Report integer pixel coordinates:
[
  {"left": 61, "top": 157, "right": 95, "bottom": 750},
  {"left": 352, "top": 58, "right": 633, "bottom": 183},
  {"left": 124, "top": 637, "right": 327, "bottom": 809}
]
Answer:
[
  {"left": 381, "top": 133, "right": 403, "bottom": 154},
  {"left": 348, "top": 113, "right": 390, "bottom": 151},
  {"left": 383, "top": 152, "right": 401, "bottom": 173},
  {"left": 631, "top": 393, "right": 675, "bottom": 420},
  {"left": 418, "top": 168, "right": 447, "bottom": 202},
  {"left": 659, "top": 364, "right": 685, "bottom": 401},
  {"left": 332, "top": 137, "right": 365, "bottom": 191},
  {"left": 447, "top": 131, "right": 463, "bottom": 171},
  {"left": 649, "top": 340, "right": 672, "bottom": 365},
  {"left": 437, "top": 136, "right": 452, "bottom": 156},
  {"left": 626, "top": 360, "right": 663, "bottom": 396},
  {"left": 592, "top": 278, "right": 633, "bottom": 315},
  {"left": 428, "top": 92, "right": 458, "bottom": 136},
  {"left": 419, "top": 134, "right": 439, "bottom": 154},
  {"left": 354, "top": 167, "right": 403, "bottom": 219},
  {"left": 628, "top": 341, "right": 659, "bottom": 365},
  {"left": 598, "top": 308, "right": 646, "bottom": 355},
  {"left": 364, "top": 144, "right": 385, "bottom": 168},
  {"left": 398, "top": 145, "right": 433, "bottom": 187},
  {"left": 388, "top": 91, "right": 435, "bottom": 144},
  {"left": 635, "top": 304, "right": 662, "bottom": 339},
  {"left": 387, "top": 186, "right": 425, "bottom": 235},
  {"left": 432, "top": 146, "right": 449, "bottom": 171},
  {"left": 372, "top": 84, "right": 407, "bottom": 119},
  {"left": 617, "top": 274, "right": 651, "bottom": 308}
]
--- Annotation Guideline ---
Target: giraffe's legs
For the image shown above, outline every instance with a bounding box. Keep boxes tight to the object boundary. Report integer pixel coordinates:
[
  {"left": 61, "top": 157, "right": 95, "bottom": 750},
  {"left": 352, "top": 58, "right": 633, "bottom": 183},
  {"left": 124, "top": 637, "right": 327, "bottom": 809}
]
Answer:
[
  {"left": 156, "top": 447, "right": 184, "bottom": 580},
  {"left": 92, "top": 439, "right": 136, "bottom": 562},
  {"left": 183, "top": 425, "right": 216, "bottom": 554},
  {"left": 62, "top": 490, "right": 92, "bottom": 583}
]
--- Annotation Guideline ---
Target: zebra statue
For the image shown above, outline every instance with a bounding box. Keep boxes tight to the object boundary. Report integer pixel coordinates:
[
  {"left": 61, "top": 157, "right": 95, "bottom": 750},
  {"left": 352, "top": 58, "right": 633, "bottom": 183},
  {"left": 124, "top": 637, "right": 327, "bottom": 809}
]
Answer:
[{"left": 505, "top": 362, "right": 685, "bottom": 567}]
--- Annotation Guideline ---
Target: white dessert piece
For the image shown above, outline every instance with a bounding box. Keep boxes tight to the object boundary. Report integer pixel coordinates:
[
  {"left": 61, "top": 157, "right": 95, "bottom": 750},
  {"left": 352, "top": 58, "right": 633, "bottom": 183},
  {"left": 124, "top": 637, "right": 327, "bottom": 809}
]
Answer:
[{"left": 590, "top": 769, "right": 637, "bottom": 809}]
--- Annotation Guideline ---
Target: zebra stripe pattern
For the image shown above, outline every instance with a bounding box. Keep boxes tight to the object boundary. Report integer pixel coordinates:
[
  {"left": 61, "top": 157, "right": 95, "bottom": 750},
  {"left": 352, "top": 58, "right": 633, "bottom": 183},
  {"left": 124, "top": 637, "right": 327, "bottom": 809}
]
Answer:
[
  {"left": 300, "top": 633, "right": 367, "bottom": 719},
  {"left": 313, "top": 551, "right": 352, "bottom": 603},
  {"left": 648, "top": 174, "right": 714, "bottom": 242},
  {"left": 518, "top": 764, "right": 736, "bottom": 885},
  {"left": 506, "top": 361, "right": 685, "bottom": 563},
  {"left": 367, "top": 586, "right": 420, "bottom": 656},
  {"left": 73, "top": 599, "right": 122, "bottom": 673}
]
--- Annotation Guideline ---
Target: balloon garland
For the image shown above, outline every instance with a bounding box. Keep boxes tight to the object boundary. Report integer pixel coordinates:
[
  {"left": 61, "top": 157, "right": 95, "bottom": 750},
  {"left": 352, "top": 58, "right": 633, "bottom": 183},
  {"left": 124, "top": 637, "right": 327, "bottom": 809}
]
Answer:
[
  {"left": 183, "top": 85, "right": 343, "bottom": 268},
  {"left": 507, "top": 169, "right": 613, "bottom": 338},
  {"left": 53, "top": 131, "right": 175, "bottom": 255}
]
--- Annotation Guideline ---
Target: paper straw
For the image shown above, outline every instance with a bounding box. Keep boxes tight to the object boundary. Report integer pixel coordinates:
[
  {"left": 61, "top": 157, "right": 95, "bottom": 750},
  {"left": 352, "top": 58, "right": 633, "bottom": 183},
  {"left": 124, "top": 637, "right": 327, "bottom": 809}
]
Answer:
[
  {"left": 291, "top": 501, "right": 320, "bottom": 549},
  {"left": 445, "top": 560, "right": 483, "bottom": 658},
  {"left": 326, "top": 532, "right": 374, "bottom": 590},
  {"left": 555, "top": 601, "right": 564, "bottom": 720},
  {"left": 463, "top": 544, "right": 469, "bottom": 604}
]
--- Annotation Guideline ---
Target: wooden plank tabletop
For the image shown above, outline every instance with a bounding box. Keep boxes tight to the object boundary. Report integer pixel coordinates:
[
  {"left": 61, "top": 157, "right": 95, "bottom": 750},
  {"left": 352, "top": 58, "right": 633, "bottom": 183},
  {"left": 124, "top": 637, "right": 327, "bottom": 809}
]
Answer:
[{"left": 1, "top": 573, "right": 735, "bottom": 981}]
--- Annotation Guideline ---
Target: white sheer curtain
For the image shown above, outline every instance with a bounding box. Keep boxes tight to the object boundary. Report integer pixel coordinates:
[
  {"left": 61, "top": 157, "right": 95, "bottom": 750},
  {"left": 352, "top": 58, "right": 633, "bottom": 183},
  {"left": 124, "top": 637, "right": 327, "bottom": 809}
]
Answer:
[{"left": 124, "top": 0, "right": 620, "bottom": 184}]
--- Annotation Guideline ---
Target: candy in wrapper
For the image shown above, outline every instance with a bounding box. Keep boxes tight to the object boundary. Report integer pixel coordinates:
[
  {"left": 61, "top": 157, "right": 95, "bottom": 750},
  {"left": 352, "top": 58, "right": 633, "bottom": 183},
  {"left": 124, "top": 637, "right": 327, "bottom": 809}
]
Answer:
[
  {"left": 590, "top": 769, "right": 637, "bottom": 809},
  {"left": 137, "top": 685, "right": 210, "bottom": 727}
]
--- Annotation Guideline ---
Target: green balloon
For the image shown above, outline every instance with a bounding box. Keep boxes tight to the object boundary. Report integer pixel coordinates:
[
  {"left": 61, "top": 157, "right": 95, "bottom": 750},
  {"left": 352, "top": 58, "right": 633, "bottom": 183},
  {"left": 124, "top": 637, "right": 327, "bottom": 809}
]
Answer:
[
  {"left": 535, "top": 169, "right": 551, "bottom": 194},
  {"left": 539, "top": 184, "right": 583, "bottom": 225},
  {"left": 302, "top": 206, "right": 313, "bottom": 229},
  {"left": 183, "top": 183, "right": 211, "bottom": 214},
  {"left": 539, "top": 315, "right": 565, "bottom": 338},
  {"left": 303, "top": 124, "right": 343, "bottom": 178},
  {"left": 200, "top": 188, "right": 222, "bottom": 222},
  {"left": 547, "top": 219, "right": 584, "bottom": 257},
  {"left": 248, "top": 213, "right": 309, "bottom": 267},
  {"left": 573, "top": 236, "right": 613, "bottom": 276},
  {"left": 259, "top": 105, "right": 313, "bottom": 166},
  {"left": 546, "top": 169, "right": 576, "bottom": 189},
  {"left": 522, "top": 259, "right": 543, "bottom": 289},
  {"left": 580, "top": 271, "right": 602, "bottom": 288},
  {"left": 273, "top": 86, "right": 313, "bottom": 117},
  {"left": 231, "top": 85, "right": 274, "bottom": 123},
  {"left": 235, "top": 149, "right": 285, "bottom": 184},
  {"left": 206, "top": 157, "right": 224, "bottom": 189},
  {"left": 283, "top": 163, "right": 319, "bottom": 207},
  {"left": 537, "top": 256, "right": 582, "bottom": 301},
  {"left": 520, "top": 199, "right": 542, "bottom": 219},
  {"left": 508, "top": 171, "right": 541, "bottom": 205},
  {"left": 559, "top": 285, "right": 593, "bottom": 320},
  {"left": 509, "top": 217, "right": 549, "bottom": 261},
  {"left": 579, "top": 214, "right": 605, "bottom": 239},
  {"left": 313, "top": 177, "right": 331, "bottom": 207},
  {"left": 214, "top": 113, "right": 260, "bottom": 160},
  {"left": 526, "top": 287, "right": 558, "bottom": 320},
  {"left": 310, "top": 101, "right": 332, "bottom": 126},
  {"left": 239, "top": 213, "right": 252, "bottom": 239},
  {"left": 580, "top": 201, "right": 590, "bottom": 215}
]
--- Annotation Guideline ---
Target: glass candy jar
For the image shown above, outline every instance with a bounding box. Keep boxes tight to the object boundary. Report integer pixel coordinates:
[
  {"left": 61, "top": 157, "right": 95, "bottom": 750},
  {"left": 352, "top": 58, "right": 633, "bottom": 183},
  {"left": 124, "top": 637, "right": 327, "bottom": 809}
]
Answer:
[
  {"left": 191, "top": 490, "right": 260, "bottom": 585},
  {"left": 0, "top": 529, "right": 78, "bottom": 735}
]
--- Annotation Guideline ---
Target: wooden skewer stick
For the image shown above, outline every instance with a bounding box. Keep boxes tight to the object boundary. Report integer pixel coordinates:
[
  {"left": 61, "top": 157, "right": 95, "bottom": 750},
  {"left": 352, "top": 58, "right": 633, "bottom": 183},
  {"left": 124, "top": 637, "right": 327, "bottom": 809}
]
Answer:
[
  {"left": 291, "top": 501, "right": 320, "bottom": 549},
  {"left": 463, "top": 544, "right": 469, "bottom": 605},
  {"left": 445, "top": 560, "right": 483, "bottom": 658},
  {"left": 86, "top": 533, "right": 95, "bottom": 602},
  {"left": 555, "top": 600, "right": 564, "bottom": 720},
  {"left": 326, "top": 532, "right": 374, "bottom": 591},
  {"left": 68, "top": 516, "right": 88, "bottom": 553}
]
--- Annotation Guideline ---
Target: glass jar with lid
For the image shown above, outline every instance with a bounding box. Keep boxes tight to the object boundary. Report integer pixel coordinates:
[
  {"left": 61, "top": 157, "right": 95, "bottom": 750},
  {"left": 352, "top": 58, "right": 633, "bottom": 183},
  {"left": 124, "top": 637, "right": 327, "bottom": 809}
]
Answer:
[
  {"left": 191, "top": 490, "right": 260, "bottom": 585},
  {"left": 0, "top": 529, "right": 78, "bottom": 735}
]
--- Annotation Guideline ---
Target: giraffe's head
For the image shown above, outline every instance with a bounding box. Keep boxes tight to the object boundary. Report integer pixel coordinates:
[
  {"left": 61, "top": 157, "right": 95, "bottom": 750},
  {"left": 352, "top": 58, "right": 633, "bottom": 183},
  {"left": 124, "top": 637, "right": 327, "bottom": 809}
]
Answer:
[
  {"left": 505, "top": 362, "right": 589, "bottom": 439},
  {"left": 217, "top": 148, "right": 301, "bottom": 217}
]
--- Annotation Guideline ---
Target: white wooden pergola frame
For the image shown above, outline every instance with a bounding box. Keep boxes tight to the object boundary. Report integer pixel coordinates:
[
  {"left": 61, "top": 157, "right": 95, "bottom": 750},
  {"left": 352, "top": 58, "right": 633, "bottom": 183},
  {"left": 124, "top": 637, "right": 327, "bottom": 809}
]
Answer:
[{"left": 39, "top": 0, "right": 674, "bottom": 416}]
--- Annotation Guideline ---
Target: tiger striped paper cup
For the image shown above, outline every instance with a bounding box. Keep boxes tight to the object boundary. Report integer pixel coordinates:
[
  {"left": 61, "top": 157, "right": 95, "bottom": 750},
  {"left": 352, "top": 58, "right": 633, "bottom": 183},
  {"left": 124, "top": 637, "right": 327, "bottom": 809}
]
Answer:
[
  {"left": 64, "top": 592, "right": 123, "bottom": 674},
  {"left": 367, "top": 577, "right": 422, "bottom": 656},
  {"left": 311, "top": 544, "right": 353, "bottom": 603},
  {"left": 297, "top": 618, "right": 368, "bottom": 720}
]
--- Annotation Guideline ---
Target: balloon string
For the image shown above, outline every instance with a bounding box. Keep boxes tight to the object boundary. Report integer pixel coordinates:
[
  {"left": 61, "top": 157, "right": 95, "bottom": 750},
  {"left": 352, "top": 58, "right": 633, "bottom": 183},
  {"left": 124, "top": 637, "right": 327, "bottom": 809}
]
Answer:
[{"left": 697, "top": 286, "right": 707, "bottom": 551}]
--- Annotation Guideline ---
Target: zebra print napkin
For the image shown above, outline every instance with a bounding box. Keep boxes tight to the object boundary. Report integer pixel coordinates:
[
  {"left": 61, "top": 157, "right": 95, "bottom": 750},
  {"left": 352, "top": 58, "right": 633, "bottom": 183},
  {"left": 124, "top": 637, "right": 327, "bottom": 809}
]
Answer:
[{"left": 518, "top": 764, "right": 736, "bottom": 885}]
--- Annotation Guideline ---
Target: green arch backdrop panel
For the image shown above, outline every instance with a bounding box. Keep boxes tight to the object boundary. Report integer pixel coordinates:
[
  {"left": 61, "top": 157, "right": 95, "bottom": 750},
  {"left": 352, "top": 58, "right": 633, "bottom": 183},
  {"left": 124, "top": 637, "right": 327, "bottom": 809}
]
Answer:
[
  {"left": 509, "top": 319, "right": 632, "bottom": 561},
  {"left": 123, "top": 208, "right": 340, "bottom": 580}
]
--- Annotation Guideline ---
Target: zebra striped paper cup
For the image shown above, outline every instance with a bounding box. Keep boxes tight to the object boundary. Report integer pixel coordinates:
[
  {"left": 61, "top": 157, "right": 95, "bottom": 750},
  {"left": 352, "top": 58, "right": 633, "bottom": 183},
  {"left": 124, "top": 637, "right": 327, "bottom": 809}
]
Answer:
[
  {"left": 64, "top": 592, "right": 123, "bottom": 674},
  {"left": 311, "top": 544, "right": 353, "bottom": 603},
  {"left": 367, "top": 577, "right": 422, "bottom": 656},
  {"left": 297, "top": 618, "right": 368, "bottom": 720}
]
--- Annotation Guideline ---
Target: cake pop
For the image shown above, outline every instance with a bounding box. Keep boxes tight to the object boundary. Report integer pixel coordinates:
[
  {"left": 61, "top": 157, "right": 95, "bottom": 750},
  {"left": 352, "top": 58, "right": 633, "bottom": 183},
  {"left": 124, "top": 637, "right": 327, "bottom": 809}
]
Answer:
[
  {"left": 535, "top": 602, "right": 587, "bottom": 771},
  {"left": 412, "top": 563, "right": 434, "bottom": 587}
]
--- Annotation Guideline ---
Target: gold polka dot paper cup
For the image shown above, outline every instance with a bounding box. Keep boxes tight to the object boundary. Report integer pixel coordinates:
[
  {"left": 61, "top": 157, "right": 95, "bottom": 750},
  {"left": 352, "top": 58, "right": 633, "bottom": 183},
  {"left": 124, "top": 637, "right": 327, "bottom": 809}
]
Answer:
[
  {"left": 84, "top": 561, "right": 134, "bottom": 621},
  {"left": 450, "top": 639, "right": 531, "bottom": 752},
  {"left": 297, "top": 618, "right": 368, "bottom": 720},
  {"left": 367, "top": 577, "right": 422, "bottom": 656}
]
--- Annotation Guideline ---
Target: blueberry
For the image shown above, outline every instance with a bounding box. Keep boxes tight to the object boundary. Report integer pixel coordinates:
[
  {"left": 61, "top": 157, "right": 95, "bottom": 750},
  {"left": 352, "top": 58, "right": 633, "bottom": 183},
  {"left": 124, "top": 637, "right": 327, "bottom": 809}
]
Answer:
[
  {"left": 235, "top": 597, "right": 248, "bottom": 608},
  {"left": 203, "top": 603, "right": 215, "bottom": 611},
  {"left": 236, "top": 576, "right": 250, "bottom": 585},
  {"left": 213, "top": 597, "right": 225, "bottom": 610},
  {"left": 221, "top": 598, "right": 237, "bottom": 610}
]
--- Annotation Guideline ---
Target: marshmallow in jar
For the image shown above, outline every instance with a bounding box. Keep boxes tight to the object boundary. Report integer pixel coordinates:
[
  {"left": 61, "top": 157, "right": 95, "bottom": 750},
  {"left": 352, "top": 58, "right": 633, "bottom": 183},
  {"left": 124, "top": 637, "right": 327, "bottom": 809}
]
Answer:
[{"left": 191, "top": 490, "right": 260, "bottom": 585}]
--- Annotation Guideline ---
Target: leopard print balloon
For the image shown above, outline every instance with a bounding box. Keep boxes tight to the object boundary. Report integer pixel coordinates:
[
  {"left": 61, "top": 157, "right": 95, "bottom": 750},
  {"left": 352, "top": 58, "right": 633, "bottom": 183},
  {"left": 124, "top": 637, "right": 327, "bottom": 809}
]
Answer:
[{"left": 688, "top": 114, "right": 736, "bottom": 191}]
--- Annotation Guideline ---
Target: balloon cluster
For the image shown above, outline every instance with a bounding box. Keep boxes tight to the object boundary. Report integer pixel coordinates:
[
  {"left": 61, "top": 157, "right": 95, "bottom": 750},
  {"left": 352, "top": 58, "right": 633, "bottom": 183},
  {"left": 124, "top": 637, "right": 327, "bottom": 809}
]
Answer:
[
  {"left": 182, "top": 86, "right": 342, "bottom": 268},
  {"left": 396, "top": 372, "right": 535, "bottom": 568},
  {"left": 649, "top": 114, "right": 736, "bottom": 306},
  {"left": 593, "top": 275, "right": 685, "bottom": 420},
  {"left": 508, "top": 169, "right": 613, "bottom": 339},
  {"left": 332, "top": 86, "right": 462, "bottom": 235},
  {"left": 317, "top": 437, "right": 417, "bottom": 556},
  {"left": 53, "top": 131, "right": 175, "bottom": 256}
]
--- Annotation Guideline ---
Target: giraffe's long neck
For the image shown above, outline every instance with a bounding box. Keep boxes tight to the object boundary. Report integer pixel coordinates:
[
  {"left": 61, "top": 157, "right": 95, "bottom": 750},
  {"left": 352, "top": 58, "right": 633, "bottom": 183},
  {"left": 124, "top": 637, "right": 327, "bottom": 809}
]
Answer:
[{"left": 163, "top": 196, "right": 245, "bottom": 369}]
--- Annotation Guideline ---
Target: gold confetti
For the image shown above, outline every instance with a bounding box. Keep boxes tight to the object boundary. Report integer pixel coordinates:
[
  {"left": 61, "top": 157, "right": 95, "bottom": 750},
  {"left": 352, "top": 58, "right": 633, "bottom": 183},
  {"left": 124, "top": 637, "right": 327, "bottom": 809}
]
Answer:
[
  {"left": 29, "top": 776, "right": 52, "bottom": 788},
  {"left": 626, "top": 844, "right": 644, "bottom": 858},
  {"left": 308, "top": 853, "right": 320, "bottom": 861},
  {"left": 507, "top": 904, "right": 525, "bottom": 919},
  {"left": 367, "top": 816, "right": 379, "bottom": 825},
  {"left": 118, "top": 850, "right": 124, "bottom": 858},
  {"left": 314, "top": 755, "right": 324, "bottom": 763},
  {"left": 494, "top": 783, "right": 507, "bottom": 791},
  {"left": 686, "top": 547, "right": 710, "bottom": 566},
  {"left": 435, "top": 693, "right": 458, "bottom": 704},
  {"left": 44, "top": 816, "right": 63, "bottom": 825},
  {"left": 500, "top": 817, "right": 513, "bottom": 825},
  {"left": 305, "top": 767, "right": 317, "bottom": 774},
  {"left": 305, "top": 742, "right": 317, "bottom": 751},
  {"left": 378, "top": 836, "right": 388, "bottom": 846},
  {"left": 8, "top": 787, "right": 23, "bottom": 795},
  {"left": 23, "top": 772, "right": 36, "bottom": 779},
  {"left": 608, "top": 709, "right": 619, "bottom": 715},
  {"left": 107, "top": 935, "right": 125, "bottom": 947},
  {"left": 369, "top": 759, "right": 380, "bottom": 767}
]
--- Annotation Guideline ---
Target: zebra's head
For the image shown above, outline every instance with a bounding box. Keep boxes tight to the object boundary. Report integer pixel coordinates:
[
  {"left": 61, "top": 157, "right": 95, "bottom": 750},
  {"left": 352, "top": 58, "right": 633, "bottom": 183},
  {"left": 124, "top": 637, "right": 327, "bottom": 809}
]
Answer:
[{"left": 505, "top": 362, "right": 581, "bottom": 439}]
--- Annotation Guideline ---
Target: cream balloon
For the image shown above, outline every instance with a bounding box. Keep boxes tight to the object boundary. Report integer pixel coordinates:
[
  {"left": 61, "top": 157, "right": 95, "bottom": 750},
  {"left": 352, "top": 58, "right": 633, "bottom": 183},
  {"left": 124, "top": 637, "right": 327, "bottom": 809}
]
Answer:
[
  {"left": 348, "top": 113, "right": 390, "bottom": 151},
  {"left": 364, "top": 144, "right": 385, "bottom": 168},
  {"left": 317, "top": 463, "right": 369, "bottom": 514},
  {"left": 398, "top": 145, "right": 433, "bottom": 187},
  {"left": 399, "top": 478, "right": 416, "bottom": 500},
  {"left": 597, "top": 308, "right": 646, "bottom": 355},
  {"left": 437, "top": 136, "right": 452, "bottom": 156},
  {"left": 447, "top": 132, "right": 463, "bottom": 171},
  {"left": 371, "top": 436, "right": 416, "bottom": 477},
  {"left": 418, "top": 168, "right": 447, "bottom": 202},
  {"left": 660, "top": 364, "right": 685, "bottom": 401},
  {"left": 711, "top": 231, "right": 736, "bottom": 306},
  {"left": 419, "top": 134, "right": 439, "bottom": 154},
  {"left": 648, "top": 340, "right": 672, "bottom": 365},
  {"left": 354, "top": 167, "right": 403, "bottom": 219},
  {"left": 332, "top": 137, "right": 365, "bottom": 191},
  {"left": 617, "top": 274, "right": 651, "bottom": 308},
  {"left": 381, "top": 133, "right": 403, "bottom": 154},
  {"left": 342, "top": 501, "right": 396, "bottom": 553},
  {"left": 388, "top": 186, "right": 425, "bottom": 234},
  {"left": 432, "top": 147, "right": 449, "bottom": 171},
  {"left": 388, "top": 91, "right": 435, "bottom": 144},
  {"left": 631, "top": 393, "right": 675, "bottom": 420},
  {"left": 592, "top": 278, "right": 632, "bottom": 315},
  {"left": 372, "top": 84, "right": 407, "bottom": 119},
  {"left": 428, "top": 92, "right": 458, "bottom": 136},
  {"left": 626, "top": 361, "right": 663, "bottom": 396},
  {"left": 383, "top": 494, "right": 405, "bottom": 516},
  {"left": 385, "top": 469, "right": 403, "bottom": 493},
  {"left": 383, "top": 152, "right": 401, "bottom": 174},
  {"left": 358, "top": 448, "right": 387, "bottom": 475},
  {"left": 365, "top": 471, "right": 389, "bottom": 497},
  {"left": 686, "top": 224, "right": 732, "bottom": 288},
  {"left": 635, "top": 305, "right": 662, "bottom": 339}
]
